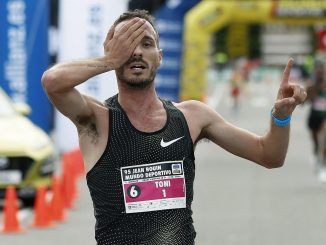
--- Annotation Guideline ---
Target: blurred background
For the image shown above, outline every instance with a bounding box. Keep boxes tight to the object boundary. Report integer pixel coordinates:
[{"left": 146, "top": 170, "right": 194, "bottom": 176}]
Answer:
[{"left": 0, "top": 0, "right": 325, "bottom": 244}]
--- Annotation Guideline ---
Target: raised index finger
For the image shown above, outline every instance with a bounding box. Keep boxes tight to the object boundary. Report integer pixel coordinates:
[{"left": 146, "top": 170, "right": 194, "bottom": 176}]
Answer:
[{"left": 281, "top": 58, "right": 294, "bottom": 85}]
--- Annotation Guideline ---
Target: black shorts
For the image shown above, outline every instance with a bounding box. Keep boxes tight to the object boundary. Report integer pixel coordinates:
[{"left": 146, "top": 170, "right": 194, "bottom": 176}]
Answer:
[{"left": 308, "top": 111, "right": 324, "bottom": 131}]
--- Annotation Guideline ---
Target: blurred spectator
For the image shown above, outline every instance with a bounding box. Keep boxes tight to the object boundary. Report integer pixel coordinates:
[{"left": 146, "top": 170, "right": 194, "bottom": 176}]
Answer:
[{"left": 229, "top": 58, "right": 250, "bottom": 112}]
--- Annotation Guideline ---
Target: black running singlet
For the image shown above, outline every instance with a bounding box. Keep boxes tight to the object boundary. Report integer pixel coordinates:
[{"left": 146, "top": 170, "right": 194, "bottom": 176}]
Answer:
[{"left": 86, "top": 95, "right": 196, "bottom": 245}]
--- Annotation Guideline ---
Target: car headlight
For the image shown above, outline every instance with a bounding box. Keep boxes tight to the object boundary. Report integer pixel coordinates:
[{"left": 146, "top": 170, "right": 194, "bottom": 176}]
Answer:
[{"left": 0, "top": 156, "right": 9, "bottom": 169}]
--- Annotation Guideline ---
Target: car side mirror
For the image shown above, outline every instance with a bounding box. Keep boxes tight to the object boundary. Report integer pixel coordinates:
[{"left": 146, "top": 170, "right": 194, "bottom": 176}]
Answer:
[{"left": 13, "top": 103, "right": 31, "bottom": 116}]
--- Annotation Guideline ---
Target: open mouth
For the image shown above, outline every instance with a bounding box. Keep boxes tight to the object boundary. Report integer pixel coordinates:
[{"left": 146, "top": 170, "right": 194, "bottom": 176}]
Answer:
[{"left": 130, "top": 62, "right": 147, "bottom": 72}]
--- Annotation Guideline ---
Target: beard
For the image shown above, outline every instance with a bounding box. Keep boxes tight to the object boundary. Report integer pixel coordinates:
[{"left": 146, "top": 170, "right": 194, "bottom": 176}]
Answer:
[
  {"left": 116, "top": 69, "right": 157, "bottom": 89},
  {"left": 116, "top": 56, "right": 158, "bottom": 89}
]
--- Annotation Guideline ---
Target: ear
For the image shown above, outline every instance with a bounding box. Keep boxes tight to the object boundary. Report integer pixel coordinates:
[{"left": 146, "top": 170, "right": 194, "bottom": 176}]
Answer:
[{"left": 158, "top": 48, "right": 163, "bottom": 65}]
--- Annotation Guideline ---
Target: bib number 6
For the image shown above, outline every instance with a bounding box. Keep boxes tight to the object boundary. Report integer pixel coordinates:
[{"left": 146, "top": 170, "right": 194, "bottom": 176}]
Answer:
[{"left": 127, "top": 185, "right": 141, "bottom": 198}]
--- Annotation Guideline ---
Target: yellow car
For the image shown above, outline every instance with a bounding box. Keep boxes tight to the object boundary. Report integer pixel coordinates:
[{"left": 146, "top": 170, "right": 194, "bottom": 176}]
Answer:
[{"left": 0, "top": 87, "right": 57, "bottom": 206}]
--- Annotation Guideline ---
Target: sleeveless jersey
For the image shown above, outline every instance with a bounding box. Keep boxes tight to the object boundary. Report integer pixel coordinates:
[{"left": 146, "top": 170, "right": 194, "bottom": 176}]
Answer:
[{"left": 86, "top": 95, "right": 196, "bottom": 245}]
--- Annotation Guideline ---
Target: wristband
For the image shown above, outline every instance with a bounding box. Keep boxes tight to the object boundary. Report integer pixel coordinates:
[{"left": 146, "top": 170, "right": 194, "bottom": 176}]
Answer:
[{"left": 271, "top": 109, "right": 291, "bottom": 127}]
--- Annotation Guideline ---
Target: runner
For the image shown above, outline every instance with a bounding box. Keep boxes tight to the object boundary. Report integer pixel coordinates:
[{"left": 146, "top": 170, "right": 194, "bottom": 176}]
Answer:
[
  {"left": 41, "top": 9, "right": 307, "bottom": 245},
  {"left": 306, "top": 59, "right": 326, "bottom": 181}
]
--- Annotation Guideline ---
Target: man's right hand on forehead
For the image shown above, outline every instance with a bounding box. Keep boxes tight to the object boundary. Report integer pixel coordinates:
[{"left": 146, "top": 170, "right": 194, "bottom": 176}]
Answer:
[{"left": 103, "top": 18, "right": 147, "bottom": 69}]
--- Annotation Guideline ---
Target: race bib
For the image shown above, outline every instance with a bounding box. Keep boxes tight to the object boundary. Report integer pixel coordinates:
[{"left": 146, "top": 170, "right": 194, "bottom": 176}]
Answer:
[{"left": 121, "top": 160, "right": 186, "bottom": 213}]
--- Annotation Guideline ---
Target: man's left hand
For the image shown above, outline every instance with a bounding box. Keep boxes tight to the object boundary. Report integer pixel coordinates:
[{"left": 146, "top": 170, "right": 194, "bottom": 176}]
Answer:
[{"left": 273, "top": 58, "right": 307, "bottom": 118}]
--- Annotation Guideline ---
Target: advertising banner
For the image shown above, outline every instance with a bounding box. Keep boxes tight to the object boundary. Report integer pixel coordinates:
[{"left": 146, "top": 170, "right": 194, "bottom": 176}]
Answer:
[
  {"left": 0, "top": 0, "right": 51, "bottom": 132},
  {"left": 56, "top": 0, "right": 127, "bottom": 151},
  {"left": 154, "top": 0, "right": 199, "bottom": 102}
]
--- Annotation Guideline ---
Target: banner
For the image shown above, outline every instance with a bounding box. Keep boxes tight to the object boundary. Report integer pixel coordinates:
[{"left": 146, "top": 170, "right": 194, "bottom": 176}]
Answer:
[
  {"left": 154, "top": 0, "right": 199, "bottom": 102},
  {"left": 0, "top": 0, "right": 51, "bottom": 132},
  {"left": 56, "top": 0, "right": 127, "bottom": 151},
  {"left": 181, "top": 0, "right": 326, "bottom": 101}
]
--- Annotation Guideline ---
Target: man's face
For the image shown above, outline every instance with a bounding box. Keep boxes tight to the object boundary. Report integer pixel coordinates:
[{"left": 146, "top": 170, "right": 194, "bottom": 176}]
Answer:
[{"left": 115, "top": 19, "right": 162, "bottom": 89}]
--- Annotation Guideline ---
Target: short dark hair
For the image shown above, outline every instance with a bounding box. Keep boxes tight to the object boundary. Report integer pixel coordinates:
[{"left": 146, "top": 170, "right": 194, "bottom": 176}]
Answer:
[{"left": 114, "top": 9, "right": 159, "bottom": 46}]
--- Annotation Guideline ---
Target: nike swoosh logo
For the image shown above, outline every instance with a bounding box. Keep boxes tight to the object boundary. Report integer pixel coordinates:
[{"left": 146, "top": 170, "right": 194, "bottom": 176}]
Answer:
[{"left": 160, "top": 136, "right": 184, "bottom": 147}]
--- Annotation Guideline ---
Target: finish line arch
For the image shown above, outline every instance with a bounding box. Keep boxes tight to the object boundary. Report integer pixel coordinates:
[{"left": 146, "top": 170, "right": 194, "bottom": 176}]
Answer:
[{"left": 181, "top": 0, "right": 326, "bottom": 101}]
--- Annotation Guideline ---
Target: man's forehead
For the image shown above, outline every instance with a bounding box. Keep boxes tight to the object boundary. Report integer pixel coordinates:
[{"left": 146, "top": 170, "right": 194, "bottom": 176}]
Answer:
[{"left": 115, "top": 19, "right": 157, "bottom": 38}]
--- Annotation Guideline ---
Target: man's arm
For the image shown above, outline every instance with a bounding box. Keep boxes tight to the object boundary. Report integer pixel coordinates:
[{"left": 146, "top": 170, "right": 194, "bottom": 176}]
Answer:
[
  {"left": 194, "top": 59, "right": 307, "bottom": 168},
  {"left": 41, "top": 58, "right": 114, "bottom": 123},
  {"left": 257, "top": 58, "right": 307, "bottom": 167},
  {"left": 41, "top": 18, "right": 147, "bottom": 124}
]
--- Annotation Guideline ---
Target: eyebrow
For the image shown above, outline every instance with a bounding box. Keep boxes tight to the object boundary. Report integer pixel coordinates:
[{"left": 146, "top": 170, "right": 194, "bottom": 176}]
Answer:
[{"left": 143, "top": 35, "right": 155, "bottom": 42}]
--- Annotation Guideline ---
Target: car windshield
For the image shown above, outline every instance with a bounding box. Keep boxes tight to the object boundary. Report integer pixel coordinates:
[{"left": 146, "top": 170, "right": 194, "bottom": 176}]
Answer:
[{"left": 0, "top": 90, "right": 16, "bottom": 117}]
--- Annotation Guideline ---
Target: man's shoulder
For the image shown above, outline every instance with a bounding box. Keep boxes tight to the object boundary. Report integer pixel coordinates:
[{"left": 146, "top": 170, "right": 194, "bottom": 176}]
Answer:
[
  {"left": 174, "top": 99, "right": 209, "bottom": 112},
  {"left": 174, "top": 99, "right": 221, "bottom": 127},
  {"left": 173, "top": 100, "right": 213, "bottom": 126}
]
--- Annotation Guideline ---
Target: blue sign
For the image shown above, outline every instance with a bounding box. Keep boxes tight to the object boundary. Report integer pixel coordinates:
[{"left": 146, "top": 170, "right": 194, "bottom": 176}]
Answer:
[
  {"left": 0, "top": 0, "right": 51, "bottom": 132},
  {"left": 155, "top": 0, "right": 199, "bottom": 102}
]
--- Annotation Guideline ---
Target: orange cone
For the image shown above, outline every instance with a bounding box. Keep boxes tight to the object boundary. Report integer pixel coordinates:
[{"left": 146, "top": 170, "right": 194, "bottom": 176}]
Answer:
[
  {"left": 62, "top": 157, "right": 73, "bottom": 209},
  {"left": 50, "top": 176, "right": 66, "bottom": 222},
  {"left": 68, "top": 153, "right": 79, "bottom": 200},
  {"left": 70, "top": 149, "right": 85, "bottom": 178},
  {"left": 32, "top": 186, "right": 53, "bottom": 228},
  {"left": 62, "top": 155, "right": 78, "bottom": 209},
  {"left": 1, "top": 186, "right": 24, "bottom": 233}
]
